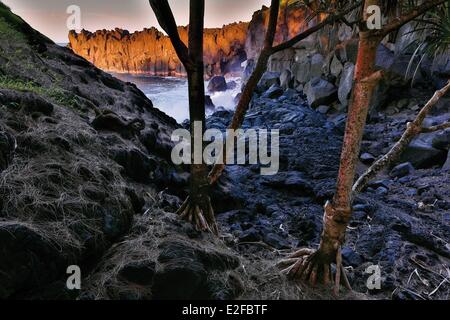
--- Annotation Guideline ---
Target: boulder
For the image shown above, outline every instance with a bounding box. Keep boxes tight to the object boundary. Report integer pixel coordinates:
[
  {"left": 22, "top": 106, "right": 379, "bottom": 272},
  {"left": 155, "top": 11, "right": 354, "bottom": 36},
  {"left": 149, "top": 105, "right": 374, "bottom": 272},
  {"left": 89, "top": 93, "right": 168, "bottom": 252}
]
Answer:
[
  {"left": 443, "top": 150, "right": 450, "bottom": 170},
  {"left": 304, "top": 77, "right": 337, "bottom": 108},
  {"left": 335, "top": 39, "right": 359, "bottom": 64},
  {"left": 390, "top": 162, "right": 414, "bottom": 178},
  {"left": 280, "top": 69, "right": 292, "bottom": 90},
  {"left": 430, "top": 52, "right": 450, "bottom": 88},
  {"left": 342, "top": 247, "right": 363, "bottom": 267},
  {"left": 0, "top": 223, "right": 67, "bottom": 299},
  {"left": 262, "top": 233, "right": 290, "bottom": 249},
  {"left": 257, "top": 71, "right": 280, "bottom": 92},
  {"left": 239, "top": 227, "right": 261, "bottom": 242},
  {"left": 375, "top": 44, "right": 395, "bottom": 70},
  {"left": 310, "top": 53, "right": 324, "bottom": 78},
  {"left": 207, "top": 76, "right": 227, "bottom": 92},
  {"left": 292, "top": 52, "right": 323, "bottom": 85},
  {"left": 0, "top": 89, "right": 54, "bottom": 116},
  {"left": 282, "top": 88, "right": 298, "bottom": 100},
  {"left": 226, "top": 81, "right": 237, "bottom": 90},
  {"left": 360, "top": 152, "right": 375, "bottom": 164},
  {"left": 399, "top": 135, "right": 447, "bottom": 169},
  {"left": 338, "top": 24, "right": 353, "bottom": 42},
  {"left": 431, "top": 129, "right": 450, "bottom": 150},
  {"left": 205, "top": 95, "right": 215, "bottom": 111},
  {"left": 152, "top": 240, "right": 240, "bottom": 299},
  {"left": 262, "top": 84, "right": 284, "bottom": 99},
  {"left": 292, "top": 60, "right": 311, "bottom": 84},
  {"left": 112, "top": 147, "right": 155, "bottom": 183},
  {"left": 338, "top": 62, "right": 355, "bottom": 107},
  {"left": 330, "top": 54, "right": 344, "bottom": 78},
  {"left": 261, "top": 171, "right": 314, "bottom": 195},
  {"left": 316, "top": 105, "right": 330, "bottom": 114}
]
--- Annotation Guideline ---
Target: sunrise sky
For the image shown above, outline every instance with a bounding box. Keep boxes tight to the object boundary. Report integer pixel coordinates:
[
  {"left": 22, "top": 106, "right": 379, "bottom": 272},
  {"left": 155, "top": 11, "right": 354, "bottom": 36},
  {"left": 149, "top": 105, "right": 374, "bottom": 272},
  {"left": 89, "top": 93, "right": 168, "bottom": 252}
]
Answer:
[{"left": 2, "top": 0, "right": 270, "bottom": 43}]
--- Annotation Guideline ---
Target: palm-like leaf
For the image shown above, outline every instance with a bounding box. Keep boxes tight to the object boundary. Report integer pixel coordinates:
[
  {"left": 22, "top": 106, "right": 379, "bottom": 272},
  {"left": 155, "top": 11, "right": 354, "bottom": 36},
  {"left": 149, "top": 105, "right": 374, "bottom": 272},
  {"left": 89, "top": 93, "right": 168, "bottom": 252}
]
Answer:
[{"left": 401, "top": 0, "right": 450, "bottom": 84}]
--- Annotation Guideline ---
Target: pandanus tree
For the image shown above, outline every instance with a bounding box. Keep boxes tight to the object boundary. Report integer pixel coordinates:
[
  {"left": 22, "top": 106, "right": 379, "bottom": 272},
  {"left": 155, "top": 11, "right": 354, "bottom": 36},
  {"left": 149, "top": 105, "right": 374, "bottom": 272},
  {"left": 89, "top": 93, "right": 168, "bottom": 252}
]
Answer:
[
  {"left": 149, "top": 0, "right": 218, "bottom": 234},
  {"left": 150, "top": 0, "right": 362, "bottom": 233},
  {"left": 280, "top": 0, "right": 448, "bottom": 295}
]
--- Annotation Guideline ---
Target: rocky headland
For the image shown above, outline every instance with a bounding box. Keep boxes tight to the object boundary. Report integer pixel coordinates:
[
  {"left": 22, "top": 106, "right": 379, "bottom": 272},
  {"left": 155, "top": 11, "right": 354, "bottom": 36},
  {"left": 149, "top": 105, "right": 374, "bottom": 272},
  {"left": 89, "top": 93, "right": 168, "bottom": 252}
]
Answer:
[{"left": 68, "top": 22, "right": 249, "bottom": 78}]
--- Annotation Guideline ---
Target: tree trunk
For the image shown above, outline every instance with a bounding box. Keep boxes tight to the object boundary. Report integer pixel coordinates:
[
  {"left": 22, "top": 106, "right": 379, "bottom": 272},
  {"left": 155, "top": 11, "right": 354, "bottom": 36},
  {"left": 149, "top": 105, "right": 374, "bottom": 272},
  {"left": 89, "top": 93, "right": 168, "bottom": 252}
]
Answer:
[
  {"left": 208, "top": 50, "right": 271, "bottom": 184},
  {"left": 187, "top": 65, "right": 210, "bottom": 206},
  {"left": 319, "top": 28, "right": 382, "bottom": 259},
  {"left": 279, "top": 0, "right": 448, "bottom": 293},
  {"left": 172, "top": 0, "right": 218, "bottom": 234}
]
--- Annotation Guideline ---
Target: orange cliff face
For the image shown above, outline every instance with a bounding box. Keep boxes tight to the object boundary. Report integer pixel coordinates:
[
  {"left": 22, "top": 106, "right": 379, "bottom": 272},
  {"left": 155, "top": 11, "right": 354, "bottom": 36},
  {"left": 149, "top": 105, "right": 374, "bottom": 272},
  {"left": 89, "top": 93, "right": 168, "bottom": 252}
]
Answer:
[
  {"left": 245, "top": 1, "right": 316, "bottom": 60},
  {"left": 68, "top": 22, "right": 249, "bottom": 78},
  {"left": 68, "top": 3, "right": 320, "bottom": 78}
]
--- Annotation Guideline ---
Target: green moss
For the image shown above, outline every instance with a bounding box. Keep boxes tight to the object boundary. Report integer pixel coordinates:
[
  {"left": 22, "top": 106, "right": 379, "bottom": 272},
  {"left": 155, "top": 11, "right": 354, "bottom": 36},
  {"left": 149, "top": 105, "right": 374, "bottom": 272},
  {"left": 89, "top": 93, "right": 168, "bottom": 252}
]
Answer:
[
  {"left": 0, "top": 76, "right": 81, "bottom": 109},
  {"left": 0, "top": 17, "right": 24, "bottom": 42}
]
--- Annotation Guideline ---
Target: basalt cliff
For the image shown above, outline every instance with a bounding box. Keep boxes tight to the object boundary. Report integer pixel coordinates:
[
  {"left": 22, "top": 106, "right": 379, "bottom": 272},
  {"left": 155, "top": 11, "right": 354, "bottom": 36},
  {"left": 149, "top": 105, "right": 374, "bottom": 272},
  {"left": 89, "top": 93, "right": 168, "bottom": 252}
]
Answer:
[
  {"left": 69, "top": 23, "right": 249, "bottom": 78},
  {"left": 67, "top": 1, "right": 312, "bottom": 78}
]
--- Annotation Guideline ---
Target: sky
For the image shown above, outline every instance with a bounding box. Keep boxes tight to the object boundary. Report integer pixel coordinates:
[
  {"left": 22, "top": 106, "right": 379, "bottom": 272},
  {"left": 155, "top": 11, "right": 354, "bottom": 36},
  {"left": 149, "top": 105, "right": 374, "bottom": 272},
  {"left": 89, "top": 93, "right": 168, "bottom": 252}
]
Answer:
[{"left": 2, "top": 0, "right": 270, "bottom": 43}]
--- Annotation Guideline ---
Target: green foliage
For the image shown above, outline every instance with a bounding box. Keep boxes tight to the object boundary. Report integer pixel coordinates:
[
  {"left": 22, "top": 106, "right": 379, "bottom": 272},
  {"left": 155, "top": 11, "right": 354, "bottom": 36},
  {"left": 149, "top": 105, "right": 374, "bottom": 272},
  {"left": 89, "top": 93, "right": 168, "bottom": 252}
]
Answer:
[
  {"left": 401, "top": 1, "right": 450, "bottom": 84},
  {"left": 0, "top": 76, "right": 81, "bottom": 109},
  {"left": 0, "top": 16, "right": 24, "bottom": 42}
]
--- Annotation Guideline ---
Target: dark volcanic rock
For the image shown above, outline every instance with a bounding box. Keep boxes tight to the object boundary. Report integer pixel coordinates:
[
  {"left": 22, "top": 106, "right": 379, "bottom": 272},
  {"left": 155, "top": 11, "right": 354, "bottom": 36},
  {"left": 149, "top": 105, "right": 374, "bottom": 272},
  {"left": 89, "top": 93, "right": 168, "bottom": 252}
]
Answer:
[
  {"left": 0, "top": 3, "right": 180, "bottom": 299},
  {"left": 390, "top": 162, "right": 414, "bottom": 178},
  {"left": 111, "top": 147, "right": 155, "bottom": 183},
  {"left": 226, "top": 80, "right": 238, "bottom": 90},
  {"left": 205, "top": 95, "right": 215, "bottom": 111},
  {"left": 257, "top": 71, "right": 280, "bottom": 93},
  {"left": 432, "top": 129, "right": 450, "bottom": 150},
  {"left": 262, "top": 84, "right": 284, "bottom": 99},
  {"left": 304, "top": 77, "right": 337, "bottom": 108},
  {"left": 118, "top": 260, "right": 156, "bottom": 285},
  {"left": 360, "top": 152, "right": 375, "bottom": 164},
  {"left": 153, "top": 239, "right": 240, "bottom": 299},
  {"left": 399, "top": 135, "right": 447, "bottom": 169},
  {"left": 0, "top": 223, "right": 67, "bottom": 299},
  {"left": 0, "top": 129, "right": 15, "bottom": 171},
  {"left": 0, "top": 89, "right": 54, "bottom": 116},
  {"left": 207, "top": 76, "right": 228, "bottom": 92}
]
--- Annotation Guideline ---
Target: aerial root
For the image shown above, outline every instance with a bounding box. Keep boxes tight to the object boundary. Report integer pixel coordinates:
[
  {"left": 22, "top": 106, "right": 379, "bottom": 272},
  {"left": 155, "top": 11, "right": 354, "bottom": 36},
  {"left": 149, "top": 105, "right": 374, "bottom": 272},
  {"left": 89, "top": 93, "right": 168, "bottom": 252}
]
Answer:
[
  {"left": 176, "top": 196, "right": 218, "bottom": 235},
  {"left": 278, "top": 246, "right": 352, "bottom": 295}
]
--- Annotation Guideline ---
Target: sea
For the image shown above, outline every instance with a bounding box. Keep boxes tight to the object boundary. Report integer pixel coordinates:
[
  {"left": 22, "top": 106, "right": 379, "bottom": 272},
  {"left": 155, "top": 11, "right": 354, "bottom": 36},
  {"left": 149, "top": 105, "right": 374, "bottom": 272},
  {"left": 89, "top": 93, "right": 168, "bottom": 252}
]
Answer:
[{"left": 112, "top": 74, "right": 241, "bottom": 123}]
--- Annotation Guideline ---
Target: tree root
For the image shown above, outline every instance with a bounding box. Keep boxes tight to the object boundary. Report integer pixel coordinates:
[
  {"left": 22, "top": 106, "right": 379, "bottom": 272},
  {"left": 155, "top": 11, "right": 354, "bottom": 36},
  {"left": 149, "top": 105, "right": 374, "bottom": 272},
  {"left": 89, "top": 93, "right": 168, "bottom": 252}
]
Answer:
[
  {"left": 175, "top": 196, "right": 219, "bottom": 235},
  {"left": 278, "top": 247, "right": 352, "bottom": 295}
]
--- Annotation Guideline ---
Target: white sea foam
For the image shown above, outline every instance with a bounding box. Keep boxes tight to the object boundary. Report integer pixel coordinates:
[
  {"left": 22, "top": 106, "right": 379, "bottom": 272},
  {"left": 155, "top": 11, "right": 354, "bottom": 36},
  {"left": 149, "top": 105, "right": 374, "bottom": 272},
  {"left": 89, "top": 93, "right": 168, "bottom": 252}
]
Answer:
[{"left": 112, "top": 73, "right": 241, "bottom": 123}]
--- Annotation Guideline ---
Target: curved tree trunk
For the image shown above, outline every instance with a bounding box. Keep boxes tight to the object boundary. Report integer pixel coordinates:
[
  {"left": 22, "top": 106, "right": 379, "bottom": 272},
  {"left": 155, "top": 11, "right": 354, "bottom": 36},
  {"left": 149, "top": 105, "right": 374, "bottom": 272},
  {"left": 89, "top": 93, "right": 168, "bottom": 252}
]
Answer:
[
  {"left": 208, "top": 0, "right": 280, "bottom": 184},
  {"left": 208, "top": 50, "right": 271, "bottom": 184},
  {"left": 315, "top": 0, "right": 447, "bottom": 260}
]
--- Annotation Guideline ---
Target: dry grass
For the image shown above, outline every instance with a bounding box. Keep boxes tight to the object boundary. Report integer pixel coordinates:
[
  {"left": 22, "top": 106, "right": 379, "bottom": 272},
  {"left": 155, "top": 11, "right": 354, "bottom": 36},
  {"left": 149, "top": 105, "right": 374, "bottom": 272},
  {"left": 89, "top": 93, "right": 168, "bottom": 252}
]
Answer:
[{"left": 0, "top": 100, "right": 135, "bottom": 262}]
